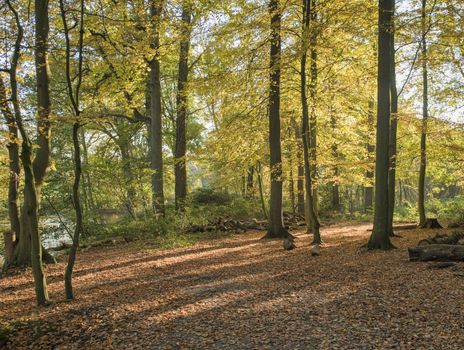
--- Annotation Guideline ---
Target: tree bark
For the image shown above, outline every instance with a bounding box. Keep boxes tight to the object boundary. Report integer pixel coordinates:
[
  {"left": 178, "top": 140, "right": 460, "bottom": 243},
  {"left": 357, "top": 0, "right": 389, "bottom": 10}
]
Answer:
[
  {"left": 387, "top": 7, "right": 398, "bottom": 236},
  {"left": 364, "top": 99, "right": 375, "bottom": 211},
  {"left": 257, "top": 161, "right": 268, "bottom": 220},
  {"left": 80, "top": 127, "right": 95, "bottom": 211},
  {"left": 246, "top": 166, "right": 254, "bottom": 198},
  {"left": 0, "top": 76, "right": 21, "bottom": 262},
  {"left": 418, "top": 0, "right": 428, "bottom": 227},
  {"left": 293, "top": 120, "right": 305, "bottom": 216},
  {"left": 263, "top": 0, "right": 288, "bottom": 239},
  {"left": 149, "top": 0, "right": 165, "bottom": 216},
  {"left": 367, "top": 0, "right": 395, "bottom": 250},
  {"left": 301, "top": 0, "right": 320, "bottom": 243},
  {"left": 330, "top": 100, "right": 340, "bottom": 212},
  {"left": 309, "top": 0, "right": 318, "bottom": 214},
  {"left": 174, "top": 1, "right": 192, "bottom": 212},
  {"left": 11, "top": 0, "right": 52, "bottom": 268},
  {"left": 59, "top": 0, "right": 85, "bottom": 300},
  {"left": 119, "top": 141, "right": 137, "bottom": 219}
]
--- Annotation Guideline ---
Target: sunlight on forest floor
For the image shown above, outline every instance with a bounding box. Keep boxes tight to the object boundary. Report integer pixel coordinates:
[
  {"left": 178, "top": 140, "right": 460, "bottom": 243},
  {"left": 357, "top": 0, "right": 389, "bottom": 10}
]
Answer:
[{"left": 2, "top": 223, "right": 464, "bottom": 349}]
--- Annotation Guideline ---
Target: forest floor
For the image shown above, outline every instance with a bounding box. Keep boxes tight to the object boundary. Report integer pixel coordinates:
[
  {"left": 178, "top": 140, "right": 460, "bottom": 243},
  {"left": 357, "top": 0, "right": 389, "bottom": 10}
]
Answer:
[{"left": 2, "top": 223, "right": 464, "bottom": 349}]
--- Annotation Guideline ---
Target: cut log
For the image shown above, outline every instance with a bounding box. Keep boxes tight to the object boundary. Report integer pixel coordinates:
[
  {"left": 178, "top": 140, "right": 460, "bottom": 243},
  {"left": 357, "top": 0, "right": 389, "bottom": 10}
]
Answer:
[
  {"left": 420, "top": 218, "right": 443, "bottom": 229},
  {"left": 408, "top": 244, "right": 464, "bottom": 262}
]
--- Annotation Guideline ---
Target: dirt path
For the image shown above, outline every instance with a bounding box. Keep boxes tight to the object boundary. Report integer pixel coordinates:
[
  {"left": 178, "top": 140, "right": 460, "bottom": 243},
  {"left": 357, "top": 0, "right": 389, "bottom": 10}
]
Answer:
[{"left": 2, "top": 224, "right": 464, "bottom": 349}]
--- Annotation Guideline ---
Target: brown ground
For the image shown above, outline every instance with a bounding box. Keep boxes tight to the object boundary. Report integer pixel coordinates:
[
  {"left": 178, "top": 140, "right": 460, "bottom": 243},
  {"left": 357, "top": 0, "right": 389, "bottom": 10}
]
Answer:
[{"left": 1, "top": 223, "right": 464, "bottom": 350}]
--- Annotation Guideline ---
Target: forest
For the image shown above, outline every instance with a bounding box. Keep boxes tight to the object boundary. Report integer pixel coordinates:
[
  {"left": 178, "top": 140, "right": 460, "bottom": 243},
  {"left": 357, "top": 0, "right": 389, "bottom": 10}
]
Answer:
[{"left": 1, "top": 0, "right": 464, "bottom": 348}]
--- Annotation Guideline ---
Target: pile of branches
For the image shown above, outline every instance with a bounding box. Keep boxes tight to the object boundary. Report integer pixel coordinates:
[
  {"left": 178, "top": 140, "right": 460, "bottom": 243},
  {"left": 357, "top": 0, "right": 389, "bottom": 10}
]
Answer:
[
  {"left": 185, "top": 212, "right": 307, "bottom": 234},
  {"left": 409, "top": 232, "right": 464, "bottom": 262},
  {"left": 282, "top": 211, "right": 306, "bottom": 228},
  {"left": 186, "top": 217, "right": 266, "bottom": 234}
]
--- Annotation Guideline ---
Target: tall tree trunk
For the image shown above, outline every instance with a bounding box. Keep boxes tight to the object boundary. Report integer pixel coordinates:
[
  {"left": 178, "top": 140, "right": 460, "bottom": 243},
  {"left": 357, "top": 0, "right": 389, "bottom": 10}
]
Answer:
[
  {"left": 64, "top": 123, "right": 84, "bottom": 299},
  {"left": 149, "top": 0, "right": 165, "bottom": 216},
  {"left": 246, "top": 166, "right": 254, "bottom": 198},
  {"left": 263, "top": 0, "right": 288, "bottom": 239},
  {"left": 119, "top": 141, "right": 137, "bottom": 219},
  {"left": 301, "top": 0, "right": 320, "bottom": 243},
  {"left": 364, "top": 99, "right": 375, "bottom": 211},
  {"left": 80, "top": 127, "right": 95, "bottom": 211},
  {"left": 257, "top": 161, "right": 268, "bottom": 220},
  {"left": 330, "top": 96, "right": 340, "bottom": 212},
  {"left": 0, "top": 77, "right": 21, "bottom": 264},
  {"left": 21, "top": 138, "right": 49, "bottom": 304},
  {"left": 59, "top": 0, "right": 85, "bottom": 300},
  {"left": 289, "top": 163, "right": 296, "bottom": 216},
  {"left": 387, "top": 14, "right": 398, "bottom": 236},
  {"left": 174, "top": 2, "right": 192, "bottom": 212},
  {"left": 12, "top": 0, "right": 52, "bottom": 267},
  {"left": 418, "top": 0, "right": 428, "bottom": 227},
  {"left": 367, "top": 0, "right": 394, "bottom": 250},
  {"left": 293, "top": 120, "right": 305, "bottom": 215},
  {"left": 309, "top": 0, "right": 318, "bottom": 214}
]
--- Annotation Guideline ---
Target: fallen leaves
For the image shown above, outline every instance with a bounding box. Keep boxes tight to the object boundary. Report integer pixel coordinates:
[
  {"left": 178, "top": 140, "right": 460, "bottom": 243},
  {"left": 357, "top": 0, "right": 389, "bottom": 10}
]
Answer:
[{"left": 1, "top": 224, "right": 464, "bottom": 349}]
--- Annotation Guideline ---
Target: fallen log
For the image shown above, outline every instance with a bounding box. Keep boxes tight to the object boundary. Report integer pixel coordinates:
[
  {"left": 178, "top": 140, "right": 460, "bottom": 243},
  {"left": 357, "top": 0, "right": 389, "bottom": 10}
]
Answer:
[
  {"left": 368, "top": 223, "right": 417, "bottom": 232},
  {"left": 418, "top": 232, "right": 464, "bottom": 246},
  {"left": 408, "top": 244, "right": 464, "bottom": 262}
]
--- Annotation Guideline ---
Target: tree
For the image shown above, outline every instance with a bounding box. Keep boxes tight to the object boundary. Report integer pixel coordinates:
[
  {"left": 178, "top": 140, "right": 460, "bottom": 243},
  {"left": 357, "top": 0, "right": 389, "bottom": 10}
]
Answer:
[
  {"left": 387, "top": 3, "right": 398, "bottom": 236},
  {"left": 263, "top": 0, "right": 289, "bottom": 239},
  {"left": 0, "top": 75, "right": 20, "bottom": 269},
  {"left": 59, "top": 0, "right": 85, "bottom": 300},
  {"left": 174, "top": 1, "right": 193, "bottom": 212},
  {"left": 418, "top": 0, "right": 428, "bottom": 227},
  {"left": 301, "top": 0, "right": 321, "bottom": 243},
  {"left": 367, "top": 0, "right": 395, "bottom": 250},
  {"left": 364, "top": 99, "right": 375, "bottom": 212},
  {"left": 2, "top": 0, "right": 50, "bottom": 304},
  {"left": 309, "top": 0, "right": 319, "bottom": 215},
  {"left": 149, "top": 0, "right": 165, "bottom": 215}
]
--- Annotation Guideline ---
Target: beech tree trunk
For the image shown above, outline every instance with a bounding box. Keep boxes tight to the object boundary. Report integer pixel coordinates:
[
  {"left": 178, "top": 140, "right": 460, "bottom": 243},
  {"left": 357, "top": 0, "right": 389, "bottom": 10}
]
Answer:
[
  {"left": 418, "top": 0, "right": 428, "bottom": 227},
  {"left": 367, "top": 0, "right": 394, "bottom": 250},
  {"left": 247, "top": 166, "right": 254, "bottom": 198},
  {"left": 21, "top": 138, "right": 49, "bottom": 304},
  {"left": 263, "top": 0, "right": 288, "bottom": 239},
  {"left": 80, "top": 127, "right": 95, "bottom": 211},
  {"left": 11, "top": 0, "right": 52, "bottom": 268},
  {"left": 0, "top": 77, "right": 21, "bottom": 263},
  {"left": 364, "top": 99, "right": 375, "bottom": 212},
  {"left": 174, "top": 2, "right": 192, "bottom": 212},
  {"left": 301, "top": 0, "right": 320, "bottom": 243},
  {"left": 119, "top": 141, "right": 137, "bottom": 219},
  {"left": 149, "top": 0, "right": 165, "bottom": 215},
  {"left": 59, "top": 0, "right": 85, "bottom": 300},
  {"left": 257, "top": 161, "right": 268, "bottom": 220},
  {"left": 309, "top": 0, "right": 318, "bottom": 214},
  {"left": 330, "top": 100, "right": 340, "bottom": 212},
  {"left": 294, "top": 120, "right": 305, "bottom": 216},
  {"left": 387, "top": 8, "right": 398, "bottom": 236}
]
